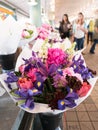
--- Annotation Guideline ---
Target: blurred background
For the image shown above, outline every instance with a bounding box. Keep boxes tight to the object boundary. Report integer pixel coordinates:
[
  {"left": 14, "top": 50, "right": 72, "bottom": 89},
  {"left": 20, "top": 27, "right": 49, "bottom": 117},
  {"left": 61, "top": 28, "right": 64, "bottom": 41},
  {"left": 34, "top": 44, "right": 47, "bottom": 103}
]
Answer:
[{"left": 0, "top": 0, "right": 98, "bottom": 26}]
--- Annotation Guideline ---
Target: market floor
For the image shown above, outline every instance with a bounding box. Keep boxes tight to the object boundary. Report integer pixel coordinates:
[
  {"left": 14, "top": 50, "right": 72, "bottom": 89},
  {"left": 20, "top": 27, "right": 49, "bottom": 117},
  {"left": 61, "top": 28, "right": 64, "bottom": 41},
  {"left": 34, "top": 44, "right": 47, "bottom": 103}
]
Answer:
[
  {"left": 0, "top": 43, "right": 98, "bottom": 130},
  {"left": 63, "top": 43, "right": 98, "bottom": 130}
]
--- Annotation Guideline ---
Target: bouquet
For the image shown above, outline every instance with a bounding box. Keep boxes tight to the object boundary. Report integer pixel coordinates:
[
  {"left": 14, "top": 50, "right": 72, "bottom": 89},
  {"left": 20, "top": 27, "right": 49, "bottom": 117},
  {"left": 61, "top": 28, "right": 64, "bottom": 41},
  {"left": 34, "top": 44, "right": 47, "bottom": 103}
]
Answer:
[
  {"left": 0, "top": 36, "right": 97, "bottom": 114},
  {"left": 20, "top": 23, "right": 38, "bottom": 47},
  {"left": 22, "top": 29, "right": 33, "bottom": 39}
]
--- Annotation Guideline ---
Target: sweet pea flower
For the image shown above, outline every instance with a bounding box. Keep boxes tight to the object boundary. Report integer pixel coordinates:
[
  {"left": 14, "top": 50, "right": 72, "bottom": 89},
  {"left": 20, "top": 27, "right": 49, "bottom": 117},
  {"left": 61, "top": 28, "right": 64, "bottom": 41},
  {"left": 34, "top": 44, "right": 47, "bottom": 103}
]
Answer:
[
  {"left": 18, "top": 77, "right": 33, "bottom": 90},
  {"left": 77, "top": 82, "right": 91, "bottom": 97}
]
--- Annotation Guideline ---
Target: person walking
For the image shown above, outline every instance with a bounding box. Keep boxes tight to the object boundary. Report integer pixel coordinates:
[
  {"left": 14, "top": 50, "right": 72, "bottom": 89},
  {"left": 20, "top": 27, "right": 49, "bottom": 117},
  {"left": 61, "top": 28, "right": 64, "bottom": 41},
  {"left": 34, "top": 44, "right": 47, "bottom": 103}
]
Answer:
[
  {"left": 90, "top": 19, "right": 98, "bottom": 54},
  {"left": 73, "top": 12, "right": 88, "bottom": 50},
  {"left": 59, "top": 14, "right": 72, "bottom": 39},
  {"left": 87, "top": 19, "right": 95, "bottom": 45}
]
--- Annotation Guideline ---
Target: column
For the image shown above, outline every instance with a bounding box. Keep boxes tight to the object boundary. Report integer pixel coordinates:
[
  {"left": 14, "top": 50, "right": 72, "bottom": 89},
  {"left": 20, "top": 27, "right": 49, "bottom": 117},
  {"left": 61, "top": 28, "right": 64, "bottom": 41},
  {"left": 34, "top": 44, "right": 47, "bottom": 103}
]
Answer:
[{"left": 29, "top": 0, "right": 42, "bottom": 27}]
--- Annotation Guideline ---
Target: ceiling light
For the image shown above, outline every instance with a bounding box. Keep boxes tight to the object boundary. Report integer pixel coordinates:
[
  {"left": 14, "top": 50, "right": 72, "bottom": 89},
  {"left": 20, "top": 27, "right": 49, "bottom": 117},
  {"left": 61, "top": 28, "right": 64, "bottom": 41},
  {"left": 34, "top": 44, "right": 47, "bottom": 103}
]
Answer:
[{"left": 28, "top": 0, "right": 37, "bottom": 6}]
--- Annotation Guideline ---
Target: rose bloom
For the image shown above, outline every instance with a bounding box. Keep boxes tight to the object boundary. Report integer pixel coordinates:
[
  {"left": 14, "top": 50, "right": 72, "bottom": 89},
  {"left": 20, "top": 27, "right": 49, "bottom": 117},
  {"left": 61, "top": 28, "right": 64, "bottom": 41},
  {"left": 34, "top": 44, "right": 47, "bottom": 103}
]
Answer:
[
  {"left": 77, "top": 82, "right": 91, "bottom": 97},
  {"left": 27, "top": 69, "right": 36, "bottom": 82},
  {"left": 47, "top": 48, "right": 67, "bottom": 66},
  {"left": 18, "top": 77, "right": 33, "bottom": 90}
]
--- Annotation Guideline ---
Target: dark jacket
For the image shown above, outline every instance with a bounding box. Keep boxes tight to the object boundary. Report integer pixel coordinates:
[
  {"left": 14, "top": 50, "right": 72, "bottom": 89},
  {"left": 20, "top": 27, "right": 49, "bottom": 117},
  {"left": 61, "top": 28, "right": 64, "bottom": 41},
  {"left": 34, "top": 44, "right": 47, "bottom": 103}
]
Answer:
[
  {"left": 93, "top": 19, "right": 98, "bottom": 40},
  {"left": 59, "top": 21, "right": 71, "bottom": 39}
]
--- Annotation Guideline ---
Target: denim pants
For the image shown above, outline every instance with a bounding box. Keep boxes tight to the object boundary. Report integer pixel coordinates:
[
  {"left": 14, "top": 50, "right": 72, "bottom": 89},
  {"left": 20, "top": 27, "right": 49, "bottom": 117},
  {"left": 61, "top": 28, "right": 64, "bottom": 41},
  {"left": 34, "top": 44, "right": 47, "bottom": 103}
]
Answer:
[
  {"left": 75, "top": 37, "right": 84, "bottom": 50},
  {"left": 90, "top": 39, "right": 98, "bottom": 52}
]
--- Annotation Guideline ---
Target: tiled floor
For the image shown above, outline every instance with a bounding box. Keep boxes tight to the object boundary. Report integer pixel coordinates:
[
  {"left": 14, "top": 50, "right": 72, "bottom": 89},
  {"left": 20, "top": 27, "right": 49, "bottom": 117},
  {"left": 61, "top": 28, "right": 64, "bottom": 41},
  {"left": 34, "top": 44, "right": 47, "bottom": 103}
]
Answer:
[
  {"left": 0, "top": 92, "right": 19, "bottom": 130},
  {"left": 63, "top": 44, "right": 98, "bottom": 130},
  {"left": 0, "top": 43, "right": 98, "bottom": 130}
]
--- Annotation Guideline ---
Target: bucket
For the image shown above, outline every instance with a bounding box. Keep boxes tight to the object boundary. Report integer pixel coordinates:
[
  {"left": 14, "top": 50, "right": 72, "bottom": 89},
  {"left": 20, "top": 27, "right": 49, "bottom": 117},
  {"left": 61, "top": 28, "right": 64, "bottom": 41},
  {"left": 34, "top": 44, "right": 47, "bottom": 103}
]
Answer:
[
  {"left": 39, "top": 113, "right": 63, "bottom": 130},
  {"left": 0, "top": 53, "right": 16, "bottom": 70}
]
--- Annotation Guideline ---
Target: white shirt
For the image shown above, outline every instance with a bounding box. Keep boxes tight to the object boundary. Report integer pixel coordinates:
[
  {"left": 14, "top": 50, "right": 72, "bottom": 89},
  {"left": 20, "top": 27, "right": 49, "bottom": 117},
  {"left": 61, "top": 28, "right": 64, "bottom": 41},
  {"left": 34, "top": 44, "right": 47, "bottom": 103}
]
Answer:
[{"left": 73, "top": 23, "right": 86, "bottom": 39}]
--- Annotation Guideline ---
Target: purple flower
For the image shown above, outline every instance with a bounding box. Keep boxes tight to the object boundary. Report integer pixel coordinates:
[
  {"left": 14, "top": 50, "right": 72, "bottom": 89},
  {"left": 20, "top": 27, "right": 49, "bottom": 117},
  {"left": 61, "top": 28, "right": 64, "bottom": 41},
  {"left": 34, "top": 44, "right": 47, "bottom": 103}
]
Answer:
[
  {"left": 28, "top": 88, "right": 42, "bottom": 96},
  {"left": 58, "top": 92, "right": 78, "bottom": 110},
  {"left": 37, "top": 61, "right": 48, "bottom": 76},
  {"left": 21, "top": 98, "right": 34, "bottom": 109},
  {"left": 15, "top": 89, "right": 28, "bottom": 98},
  {"left": 5, "top": 72, "right": 18, "bottom": 83},
  {"left": 53, "top": 74, "right": 66, "bottom": 88},
  {"left": 34, "top": 77, "right": 44, "bottom": 90},
  {"left": 48, "top": 64, "right": 58, "bottom": 76},
  {"left": 58, "top": 100, "right": 66, "bottom": 110},
  {"left": 71, "top": 55, "right": 93, "bottom": 80},
  {"left": 24, "top": 64, "right": 32, "bottom": 72}
]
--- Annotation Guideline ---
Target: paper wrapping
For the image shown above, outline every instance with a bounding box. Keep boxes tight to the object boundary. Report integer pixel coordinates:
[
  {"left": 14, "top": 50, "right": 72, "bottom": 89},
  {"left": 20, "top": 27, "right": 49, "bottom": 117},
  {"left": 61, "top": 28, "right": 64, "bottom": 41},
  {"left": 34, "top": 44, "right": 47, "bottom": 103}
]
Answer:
[{"left": 0, "top": 74, "right": 97, "bottom": 114}]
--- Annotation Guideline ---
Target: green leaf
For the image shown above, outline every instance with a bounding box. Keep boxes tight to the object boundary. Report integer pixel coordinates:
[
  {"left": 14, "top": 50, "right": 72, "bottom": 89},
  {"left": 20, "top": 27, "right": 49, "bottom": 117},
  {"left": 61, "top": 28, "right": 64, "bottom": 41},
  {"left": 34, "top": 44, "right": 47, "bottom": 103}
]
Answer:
[
  {"left": 28, "top": 30, "right": 33, "bottom": 35},
  {"left": 10, "top": 91, "right": 20, "bottom": 98},
  {"left": 15, "top": 71, "right": 21, "bottom": 77},
  {"left": 16, "top": 100, "right": 25, "bottom": 106}
]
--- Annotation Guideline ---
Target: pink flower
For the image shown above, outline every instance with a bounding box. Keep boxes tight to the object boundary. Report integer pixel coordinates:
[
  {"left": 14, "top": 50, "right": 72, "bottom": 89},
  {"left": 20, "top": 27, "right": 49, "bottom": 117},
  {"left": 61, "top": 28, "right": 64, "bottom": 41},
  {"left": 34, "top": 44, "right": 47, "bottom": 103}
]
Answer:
[
  {"left": 19, "top": 65, "right": 25, "bottom": 73},
  {"left": 42, "top": 24, "right": 52, "bottom": 30},
  {"left": 47, "top": 48, "right": 68, "bottom": 66},
  {"left": 63, "top": 67, "right": 74, "bottom": 76},
  {"left": 22, "top": 30, "right": 30, "bottom": 38},
  {"left": 63, "top": 67, "right": 83, "bottom": 83},
  {"left": 77, "top": 82, "right": 91, "bottom": 97},
  {"left": 37, "top": 27, "right": 49, "bottom": 40},
  {"left": 39, "top": 32, "right": 48, "bottom": 40},
  {"left": 27, "top": 69, "right": 36, "bottom": 82},
  {"left": 18, "top": 77, "right": 33, "bottom": 90}
]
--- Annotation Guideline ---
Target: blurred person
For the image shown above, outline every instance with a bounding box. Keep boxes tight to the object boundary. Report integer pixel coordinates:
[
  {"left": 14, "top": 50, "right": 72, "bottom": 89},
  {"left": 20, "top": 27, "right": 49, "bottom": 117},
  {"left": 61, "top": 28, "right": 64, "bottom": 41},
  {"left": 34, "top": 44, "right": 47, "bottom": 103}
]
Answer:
[
  {"left": 59, "top": 14, "right": 72, "bottom": 39},
  {"left": 73, "top": 12, "right": 88, "bottom": 50},
  {"left": 87, "top": 19, "right": 95, "bottom": 44},
  {"left": 90, "top": 19, "right": 98, "bottom": 54}
]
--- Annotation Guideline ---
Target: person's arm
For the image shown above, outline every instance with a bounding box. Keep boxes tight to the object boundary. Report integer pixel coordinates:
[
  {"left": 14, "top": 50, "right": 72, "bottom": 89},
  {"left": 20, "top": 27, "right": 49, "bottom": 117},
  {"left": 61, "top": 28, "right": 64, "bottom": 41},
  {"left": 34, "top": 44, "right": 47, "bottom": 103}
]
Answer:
[
  {"left": 94, "top": 26, "right": 98, "bottom": 33},
  {"left": 94, "top": 19, "right": 98, "bottom": 33},
  {"left": 59, "top": 22, "right": 62, "bottom": 32}
]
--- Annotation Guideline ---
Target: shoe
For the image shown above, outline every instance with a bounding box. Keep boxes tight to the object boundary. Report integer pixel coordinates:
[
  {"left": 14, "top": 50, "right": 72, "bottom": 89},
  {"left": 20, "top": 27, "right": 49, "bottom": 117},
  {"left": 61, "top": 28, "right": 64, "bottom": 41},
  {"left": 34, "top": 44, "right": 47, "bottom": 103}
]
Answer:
[{"left": 89, "top": 51, "right": 95, "bottom": 54}]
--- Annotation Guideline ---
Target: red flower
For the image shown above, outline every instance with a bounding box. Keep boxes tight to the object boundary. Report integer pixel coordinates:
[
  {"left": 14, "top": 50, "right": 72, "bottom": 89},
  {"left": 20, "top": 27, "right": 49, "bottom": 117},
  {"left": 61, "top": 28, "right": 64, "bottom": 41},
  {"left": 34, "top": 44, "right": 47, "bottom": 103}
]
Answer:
[
  {"left": 18, "top": 77, "right": 33, "bottom": 90},
  {"left": 77, "top": 82, "right": 91, "bottom": 97}
]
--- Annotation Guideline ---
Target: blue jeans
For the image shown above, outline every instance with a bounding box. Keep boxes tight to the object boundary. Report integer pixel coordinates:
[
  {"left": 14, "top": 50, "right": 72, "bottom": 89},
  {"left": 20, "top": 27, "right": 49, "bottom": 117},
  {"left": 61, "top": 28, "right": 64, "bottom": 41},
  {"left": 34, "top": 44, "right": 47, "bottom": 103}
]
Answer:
[
  {"left": 75, "top": 37, "right": 84, "bottom": 50},
  {"left": 90, "top": 39, "right": 98, "bottom": 52}
]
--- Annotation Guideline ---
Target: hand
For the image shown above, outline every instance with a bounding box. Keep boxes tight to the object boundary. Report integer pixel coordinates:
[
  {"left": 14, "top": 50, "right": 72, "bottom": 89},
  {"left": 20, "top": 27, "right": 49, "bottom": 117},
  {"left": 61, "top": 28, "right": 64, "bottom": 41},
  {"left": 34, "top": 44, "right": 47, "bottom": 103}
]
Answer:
[
  {"left": 67, "top": 24, "right": 72, "bottom": 29},
  {"left": 60, "top": 33, "right": 64, "bottom": 36},
  {"left": 95, "top": 27, "right": 98, "bottom": 33}
]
